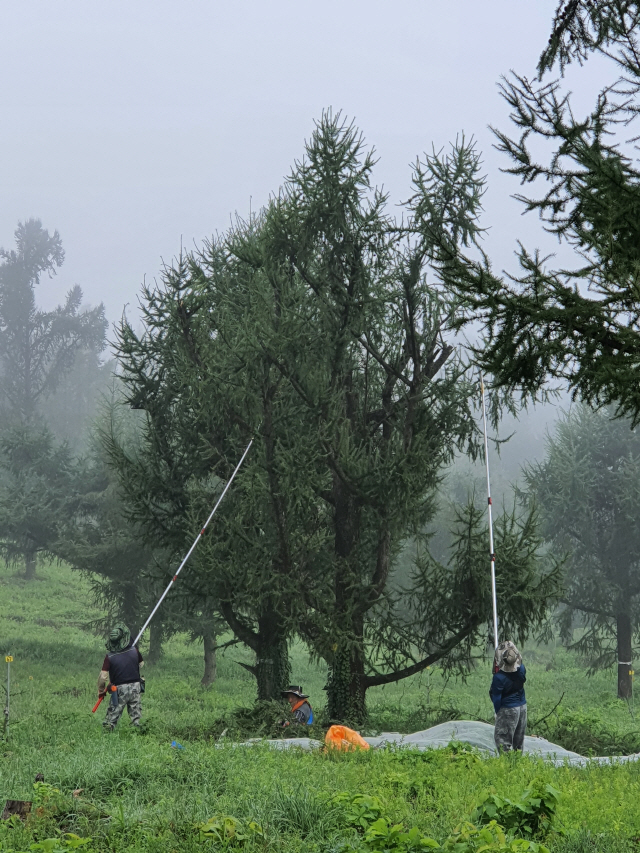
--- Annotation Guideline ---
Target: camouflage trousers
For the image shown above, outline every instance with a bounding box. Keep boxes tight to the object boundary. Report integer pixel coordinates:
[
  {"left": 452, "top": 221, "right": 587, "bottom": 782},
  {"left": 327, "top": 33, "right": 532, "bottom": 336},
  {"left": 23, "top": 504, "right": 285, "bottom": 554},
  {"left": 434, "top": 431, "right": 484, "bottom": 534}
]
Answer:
[
  {"left": 494, "top": 704, "right": 527, "bottom": 754},
  {"left": 103, "top": 682, "right": 142, "bottom": 730}
]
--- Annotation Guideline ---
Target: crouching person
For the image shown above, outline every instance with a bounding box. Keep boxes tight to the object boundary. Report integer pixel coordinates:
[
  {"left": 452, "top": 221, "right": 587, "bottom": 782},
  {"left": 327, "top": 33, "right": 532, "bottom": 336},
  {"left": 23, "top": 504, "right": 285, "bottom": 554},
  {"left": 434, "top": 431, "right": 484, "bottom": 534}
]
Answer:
[
  {"left": 281, "top": 686, "right": 314, "bottom": 726},
  {"left": 97, "top": 623, "right": 144, "bottom": 731},
  {"left": 490, "top": 641, "right": 526, "bottom": 754}
]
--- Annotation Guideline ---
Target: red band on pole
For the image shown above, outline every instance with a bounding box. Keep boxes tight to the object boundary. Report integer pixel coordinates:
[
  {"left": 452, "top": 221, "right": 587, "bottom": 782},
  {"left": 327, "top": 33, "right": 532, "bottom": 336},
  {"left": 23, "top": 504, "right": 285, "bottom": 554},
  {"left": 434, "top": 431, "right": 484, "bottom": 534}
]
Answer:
[
  {"left": 488, "top": 497, "right": 492, "bottom": 505},
  {"left": 173, "top": 575, "right": 178, "bottom": 582}
]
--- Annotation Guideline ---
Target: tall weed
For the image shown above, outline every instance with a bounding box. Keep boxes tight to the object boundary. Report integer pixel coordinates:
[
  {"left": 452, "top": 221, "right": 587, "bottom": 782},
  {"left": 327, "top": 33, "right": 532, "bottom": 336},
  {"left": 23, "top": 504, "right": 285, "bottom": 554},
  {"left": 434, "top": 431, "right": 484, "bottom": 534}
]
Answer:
[{"left": 472, "top": 780, "right": 561, "bottom": 839}]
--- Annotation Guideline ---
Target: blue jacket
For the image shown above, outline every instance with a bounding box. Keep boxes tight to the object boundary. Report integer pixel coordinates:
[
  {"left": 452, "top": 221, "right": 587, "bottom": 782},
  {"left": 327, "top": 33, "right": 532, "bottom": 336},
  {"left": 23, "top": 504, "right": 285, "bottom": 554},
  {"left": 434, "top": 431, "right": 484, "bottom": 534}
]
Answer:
[{"left": 489, "top": 664, "right": 526, "bottom": 714}]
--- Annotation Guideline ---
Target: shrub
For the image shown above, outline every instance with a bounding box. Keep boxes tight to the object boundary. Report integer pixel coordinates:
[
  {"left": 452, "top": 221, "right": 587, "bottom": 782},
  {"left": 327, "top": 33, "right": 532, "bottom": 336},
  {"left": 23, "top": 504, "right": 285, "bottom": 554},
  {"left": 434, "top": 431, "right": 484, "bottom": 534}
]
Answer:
[
  {"left": 532, "top": 709, "right": 640, "bottom": 757},
  {"left": 440, "top": 822, "right": 550, "bottom": 853},
  {"left": 331, "top": 793, "right": 385, "bottom": 831},
  {"left": 472, "top": 780, "right": 561, "bottom": 839}
]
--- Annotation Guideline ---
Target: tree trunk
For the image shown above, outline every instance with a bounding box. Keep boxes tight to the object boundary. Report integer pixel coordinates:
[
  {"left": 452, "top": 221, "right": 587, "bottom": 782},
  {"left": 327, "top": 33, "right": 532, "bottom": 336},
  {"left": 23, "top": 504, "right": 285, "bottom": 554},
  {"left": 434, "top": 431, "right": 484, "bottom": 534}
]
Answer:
[
  {"left": 219, "top": 599, "right": 291, "bottom": 701},
  {"left": 255, "top": 620, "right": 290, "bottom": 701},
  {"left": 325, "top": 476, "right": 368, "bottom": 724},
  {"left": 24, "top": 549, "right": 36, "bottom": 580},
  {"left": 327, "top": 641, "right": 367, "bottom": 725},
  {"left": 122, "top": 587, "right": 140, "bottom": 637},
  {"left": 147, "top": 620, "right": 164, "bottom": 666},
  {"left": 617, "top": 610, "right": 633, "bottom": 700},
  {"left": 201, "top": 626, "right": 217, "bottom": 687}
]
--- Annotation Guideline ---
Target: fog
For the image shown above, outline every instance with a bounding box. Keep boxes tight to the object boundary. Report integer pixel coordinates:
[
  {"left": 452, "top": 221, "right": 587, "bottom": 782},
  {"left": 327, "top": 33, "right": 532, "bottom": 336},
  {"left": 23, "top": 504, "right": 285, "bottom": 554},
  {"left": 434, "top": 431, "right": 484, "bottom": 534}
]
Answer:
[{"left": 1, "top": 1, "right": 606, "bottom": 321}]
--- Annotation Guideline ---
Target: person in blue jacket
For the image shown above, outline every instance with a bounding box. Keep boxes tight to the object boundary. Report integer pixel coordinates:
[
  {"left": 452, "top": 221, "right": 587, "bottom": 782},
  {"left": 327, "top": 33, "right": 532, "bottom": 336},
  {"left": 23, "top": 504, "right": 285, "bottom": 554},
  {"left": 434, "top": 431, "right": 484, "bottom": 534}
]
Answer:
[{"left": 490, "top": 641, "right": 526, "bottom": 753}]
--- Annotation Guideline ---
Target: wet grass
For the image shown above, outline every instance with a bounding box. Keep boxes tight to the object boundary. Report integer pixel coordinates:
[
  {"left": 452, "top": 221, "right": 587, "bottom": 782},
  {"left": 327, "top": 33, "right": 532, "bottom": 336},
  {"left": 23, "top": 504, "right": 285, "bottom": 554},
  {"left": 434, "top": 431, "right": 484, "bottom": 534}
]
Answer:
[{"left": 1, "top": 561, "right": 640, "bottom": 851}]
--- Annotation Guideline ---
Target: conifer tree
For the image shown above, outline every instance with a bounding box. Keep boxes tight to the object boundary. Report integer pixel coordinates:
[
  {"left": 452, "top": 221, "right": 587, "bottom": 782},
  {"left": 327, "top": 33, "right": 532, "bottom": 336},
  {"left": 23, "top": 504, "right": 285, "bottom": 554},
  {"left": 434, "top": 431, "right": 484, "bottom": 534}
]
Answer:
[
  {"left": 109, "top": 253, "right": 312, "bottom": 700},
  {"left": 0, "top": 425, "right": 79, "bottom": 580},
  {"left": 437, "top": 3, "right": 640, "bottom": 422},
  {"left": 0, "top": 220, "right": 106, "bottom": 577},
  {"left": 525, "top": 405, "right": 640, "bottom": 699},
  {"left": 111, "top": 114, "right": 560, "bottom": 719},
  {"left": 0, "top": 219, "right": 106, "bottom": 425},
  {"left": 235, "top": 115, "right": 557, "bottom": 721}
]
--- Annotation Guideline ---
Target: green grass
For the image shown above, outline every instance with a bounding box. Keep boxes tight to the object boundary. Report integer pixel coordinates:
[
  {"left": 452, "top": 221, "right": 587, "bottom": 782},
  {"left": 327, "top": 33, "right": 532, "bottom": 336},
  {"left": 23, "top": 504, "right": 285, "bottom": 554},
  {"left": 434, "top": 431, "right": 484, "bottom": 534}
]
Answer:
[{"left": 2, "top": 561, "right": 640, "bottom": 851}]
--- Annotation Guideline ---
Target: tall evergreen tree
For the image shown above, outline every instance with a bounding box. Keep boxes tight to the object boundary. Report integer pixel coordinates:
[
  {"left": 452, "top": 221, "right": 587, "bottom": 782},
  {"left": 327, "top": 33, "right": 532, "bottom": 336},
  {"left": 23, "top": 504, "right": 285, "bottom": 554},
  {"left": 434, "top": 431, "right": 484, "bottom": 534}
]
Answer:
[
  {"left": 111, "top": 114, "right": 559, "bottom": 720},
  {"left": 233, "top": 115, "right": 556, "bottom": 721},
  {"left": 0, "top": 220, "right": 107, "bottom": 577},
  {"left": 0, "top": 219, "right": 106, "bottom": 425},
  {"left": 524, "top": 405, "right": 640, "bottom": 699}
]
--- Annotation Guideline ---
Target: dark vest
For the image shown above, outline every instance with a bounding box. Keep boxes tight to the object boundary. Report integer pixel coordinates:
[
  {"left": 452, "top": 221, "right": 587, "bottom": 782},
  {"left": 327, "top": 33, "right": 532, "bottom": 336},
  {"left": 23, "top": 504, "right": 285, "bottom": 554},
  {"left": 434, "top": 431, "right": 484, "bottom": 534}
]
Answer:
[{"left": 107, "top": 647, "right": 140, "bottom": 685}]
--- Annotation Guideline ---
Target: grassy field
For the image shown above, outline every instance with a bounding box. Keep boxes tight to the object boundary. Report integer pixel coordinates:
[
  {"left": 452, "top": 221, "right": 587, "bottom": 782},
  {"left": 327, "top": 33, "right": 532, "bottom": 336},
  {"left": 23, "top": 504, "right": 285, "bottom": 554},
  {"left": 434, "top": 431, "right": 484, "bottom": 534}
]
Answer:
[{"left": 2, "top": 561, "right": 640, "bottom": 852}]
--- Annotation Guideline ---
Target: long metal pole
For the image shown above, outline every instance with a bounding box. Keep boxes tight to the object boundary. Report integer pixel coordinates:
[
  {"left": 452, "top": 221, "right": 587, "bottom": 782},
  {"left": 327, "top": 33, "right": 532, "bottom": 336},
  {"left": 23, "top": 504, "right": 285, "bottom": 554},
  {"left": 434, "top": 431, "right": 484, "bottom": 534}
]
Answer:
[
  {"left": 480, "top": 375, "right": 499, "bottom": 650},
  {"left": 133, "top": 439, "right": 253, "bottom": 648}
]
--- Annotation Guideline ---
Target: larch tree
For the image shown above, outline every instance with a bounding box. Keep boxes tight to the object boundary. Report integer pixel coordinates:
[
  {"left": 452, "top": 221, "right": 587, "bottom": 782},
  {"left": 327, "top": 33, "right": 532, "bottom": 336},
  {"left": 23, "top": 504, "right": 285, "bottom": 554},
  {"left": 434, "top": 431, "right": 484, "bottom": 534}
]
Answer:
[
  {"left": 109, "top": 114, "right": 560, "bottom": 721},
  {"left": 525, "top": 405, "right": 640, "bottom": 700},
  {"left": 0, "top": 219, "right": 106, "bottom": 425},
  {"left": 108, "top": 253, "right": 316, "bottom": 701},
  {"left": 0, "top": 220, "right": 107, "bottom": 577},
  {"left": 233, "top": 114, "right": 559, "bottom": 722}
]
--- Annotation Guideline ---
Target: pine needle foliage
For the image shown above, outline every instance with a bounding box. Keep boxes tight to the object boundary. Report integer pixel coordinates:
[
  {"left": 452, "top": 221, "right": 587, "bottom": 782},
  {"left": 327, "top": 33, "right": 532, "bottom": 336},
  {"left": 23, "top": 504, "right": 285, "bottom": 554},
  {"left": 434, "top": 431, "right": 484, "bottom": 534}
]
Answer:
[{"left": 437, "top": 5, "right": 640, "bottom": 424}]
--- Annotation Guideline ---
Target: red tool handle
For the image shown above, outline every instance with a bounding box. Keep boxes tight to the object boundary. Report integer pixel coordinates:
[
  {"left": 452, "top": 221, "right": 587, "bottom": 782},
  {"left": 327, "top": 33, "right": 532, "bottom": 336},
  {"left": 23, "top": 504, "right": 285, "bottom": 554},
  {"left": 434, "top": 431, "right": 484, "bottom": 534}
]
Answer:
[{"left": 92, "top": 694, "right": 105, "bottom": 713}]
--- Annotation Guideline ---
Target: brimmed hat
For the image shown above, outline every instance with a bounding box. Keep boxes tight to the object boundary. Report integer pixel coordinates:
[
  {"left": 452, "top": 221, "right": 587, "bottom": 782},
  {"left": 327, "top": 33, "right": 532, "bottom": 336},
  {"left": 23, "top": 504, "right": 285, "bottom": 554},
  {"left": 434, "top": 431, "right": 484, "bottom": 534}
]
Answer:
[
  {"left": 494, "top": 640, "right": 522, "bottom": 673},
  {"left": 106, "top": 622, "right": 131, "bottom": 654},
  {"left": 281, "top": 685, "right": 309, "bottom": 700}
]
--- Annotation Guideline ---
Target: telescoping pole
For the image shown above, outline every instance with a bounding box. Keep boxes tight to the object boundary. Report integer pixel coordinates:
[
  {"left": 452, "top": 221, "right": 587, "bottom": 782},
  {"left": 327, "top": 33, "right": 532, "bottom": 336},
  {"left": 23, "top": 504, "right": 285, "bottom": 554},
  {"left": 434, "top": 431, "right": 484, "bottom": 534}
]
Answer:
[
  {"left": 480, "top": 375, "right": 499, "bottom": 651},
  {"left": 132, "top": 439, "right": 253, "bottom": 648}
]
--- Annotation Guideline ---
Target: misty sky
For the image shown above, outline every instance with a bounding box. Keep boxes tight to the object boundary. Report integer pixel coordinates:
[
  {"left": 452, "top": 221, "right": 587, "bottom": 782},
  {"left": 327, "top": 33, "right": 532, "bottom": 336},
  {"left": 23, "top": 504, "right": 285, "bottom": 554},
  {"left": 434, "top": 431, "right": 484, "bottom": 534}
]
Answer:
[{"left": 2, "top": 2, "right": 604, "bottom": 329}]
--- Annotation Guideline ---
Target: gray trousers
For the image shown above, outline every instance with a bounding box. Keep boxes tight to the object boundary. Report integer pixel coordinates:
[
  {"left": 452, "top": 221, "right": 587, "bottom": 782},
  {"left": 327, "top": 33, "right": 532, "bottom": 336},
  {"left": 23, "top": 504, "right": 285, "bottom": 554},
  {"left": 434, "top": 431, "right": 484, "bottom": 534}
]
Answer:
[{"left": 494, "top": 704, "right": 527, "bottom": 753}]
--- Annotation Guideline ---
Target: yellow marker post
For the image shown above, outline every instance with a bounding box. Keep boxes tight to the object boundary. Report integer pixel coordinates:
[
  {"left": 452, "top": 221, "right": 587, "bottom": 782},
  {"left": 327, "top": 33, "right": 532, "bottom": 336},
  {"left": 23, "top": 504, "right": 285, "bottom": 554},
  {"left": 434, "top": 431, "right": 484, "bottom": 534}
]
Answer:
[{"left": 3, "top": 655, "right": 12, "bottom": 742}]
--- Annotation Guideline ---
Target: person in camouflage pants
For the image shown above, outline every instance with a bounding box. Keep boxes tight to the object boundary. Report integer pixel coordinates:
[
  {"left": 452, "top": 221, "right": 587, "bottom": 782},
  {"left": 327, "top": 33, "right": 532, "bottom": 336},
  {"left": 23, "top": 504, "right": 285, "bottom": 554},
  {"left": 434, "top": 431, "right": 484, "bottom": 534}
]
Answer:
[
  {"left": 103, "top": 682, "right": 142, "bottom": 730},
  {"left": 494, "top": 705, "right": 527, "bottom": 753},
  {"left": 490, "top": 641, "right": 527, "bottom": 753},
  {"left": 97, "top": 623, "right": 144, "bottom": 731}
]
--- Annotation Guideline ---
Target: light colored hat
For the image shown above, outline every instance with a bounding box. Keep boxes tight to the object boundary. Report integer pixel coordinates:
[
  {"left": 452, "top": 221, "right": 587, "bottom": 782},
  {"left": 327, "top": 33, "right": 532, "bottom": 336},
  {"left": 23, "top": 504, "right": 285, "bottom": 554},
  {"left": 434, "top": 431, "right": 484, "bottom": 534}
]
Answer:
[{"left": 494, "top": 640, "right": 522, "bottom": 673}]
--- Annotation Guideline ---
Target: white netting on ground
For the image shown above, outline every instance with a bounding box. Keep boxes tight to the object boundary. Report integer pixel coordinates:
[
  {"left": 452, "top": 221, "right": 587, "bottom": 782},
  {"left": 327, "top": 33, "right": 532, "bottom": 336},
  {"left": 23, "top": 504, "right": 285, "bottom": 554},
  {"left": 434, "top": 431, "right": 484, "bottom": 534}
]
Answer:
[{"left": 229, "top": 720, "right": 640, "bottom": 766}]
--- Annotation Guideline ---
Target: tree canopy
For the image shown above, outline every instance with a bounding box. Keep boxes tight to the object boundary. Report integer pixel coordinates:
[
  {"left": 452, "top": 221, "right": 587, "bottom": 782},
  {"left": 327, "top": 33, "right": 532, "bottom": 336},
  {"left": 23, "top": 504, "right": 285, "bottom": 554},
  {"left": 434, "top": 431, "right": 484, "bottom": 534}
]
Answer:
[
  {"left": 435, "top": 3, "right": 640, "bottom": 423},
  {"left": 0, "top": 219, "right": 106, "bottom": 426}
]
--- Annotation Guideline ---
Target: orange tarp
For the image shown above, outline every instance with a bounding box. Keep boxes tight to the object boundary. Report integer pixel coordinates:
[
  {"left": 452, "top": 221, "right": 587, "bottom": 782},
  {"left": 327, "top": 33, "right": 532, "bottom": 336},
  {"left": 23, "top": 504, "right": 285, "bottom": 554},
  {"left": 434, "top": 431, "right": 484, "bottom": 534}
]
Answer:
[{"left": 324, "top": 725, "right": 370, "bottom": 751}]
